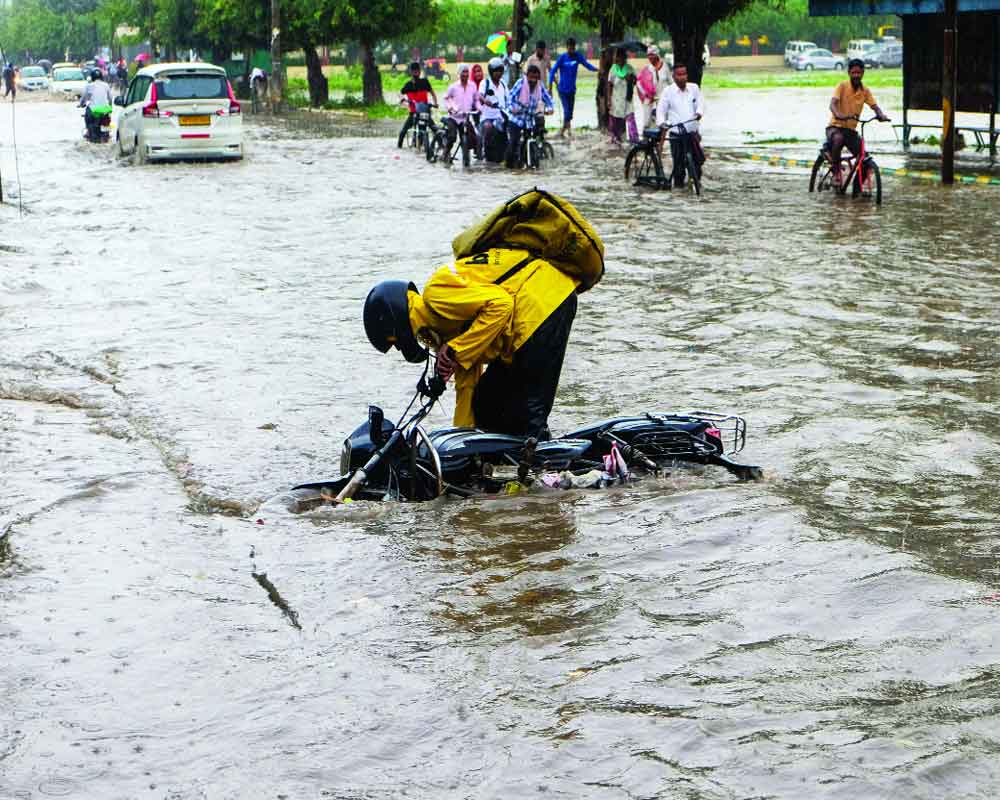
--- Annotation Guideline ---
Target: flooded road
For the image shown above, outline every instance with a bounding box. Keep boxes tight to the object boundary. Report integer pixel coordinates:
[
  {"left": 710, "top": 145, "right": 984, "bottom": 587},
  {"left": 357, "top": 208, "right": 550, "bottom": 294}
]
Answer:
[{"left": 2, "top": 93, "right": 1000, "bottom": 798}]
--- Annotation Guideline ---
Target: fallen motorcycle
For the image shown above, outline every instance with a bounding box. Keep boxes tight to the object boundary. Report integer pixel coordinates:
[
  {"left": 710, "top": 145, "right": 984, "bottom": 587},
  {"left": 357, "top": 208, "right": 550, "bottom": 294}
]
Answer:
[{"left": 290, "top": 373, "right": 763, "bottom": 509}]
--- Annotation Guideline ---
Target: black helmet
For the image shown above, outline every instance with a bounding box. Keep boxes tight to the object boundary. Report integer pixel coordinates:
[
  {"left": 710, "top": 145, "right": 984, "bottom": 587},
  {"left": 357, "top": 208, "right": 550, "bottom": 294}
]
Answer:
[
  {"left": 91, "top": 68, "right": 102, "bottom": 81},
  {"left": 363, "top": 280, "right": 427, "bottom": 364}
]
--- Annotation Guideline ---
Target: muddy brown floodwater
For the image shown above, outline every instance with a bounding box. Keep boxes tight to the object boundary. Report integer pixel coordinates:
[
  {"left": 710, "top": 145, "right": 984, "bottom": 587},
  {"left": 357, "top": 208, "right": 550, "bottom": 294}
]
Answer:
[{"left": 2, "top": 92, "right": 1000, "bottom": 799}]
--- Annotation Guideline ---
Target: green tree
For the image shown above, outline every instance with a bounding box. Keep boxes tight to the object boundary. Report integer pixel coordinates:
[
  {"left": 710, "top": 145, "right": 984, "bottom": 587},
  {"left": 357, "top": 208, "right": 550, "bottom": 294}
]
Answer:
[{"left": 329, "top": 0, "right": 435, "bottom": 104}]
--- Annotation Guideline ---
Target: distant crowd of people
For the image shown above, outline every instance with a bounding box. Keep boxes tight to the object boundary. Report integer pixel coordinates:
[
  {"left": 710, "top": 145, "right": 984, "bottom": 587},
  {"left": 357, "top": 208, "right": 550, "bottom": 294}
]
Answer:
[{"left": 398, "top": 37, "right": 706, "bottom": 177}]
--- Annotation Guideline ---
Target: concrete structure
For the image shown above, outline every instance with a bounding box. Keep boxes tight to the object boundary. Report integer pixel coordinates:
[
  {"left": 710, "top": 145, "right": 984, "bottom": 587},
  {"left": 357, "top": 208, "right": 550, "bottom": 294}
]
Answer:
[{"left": 810, "top": 0, "right": 999, "bottom": 177}]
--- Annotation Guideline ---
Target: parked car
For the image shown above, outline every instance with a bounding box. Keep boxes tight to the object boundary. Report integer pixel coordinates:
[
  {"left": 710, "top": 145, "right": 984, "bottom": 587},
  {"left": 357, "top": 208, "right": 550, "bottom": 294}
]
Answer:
[
  {"left": 846, "top": 39, "right": 879, "bottom": 62},
  {"left": 865, "top": 42, "right": 903, "bottom": 68},
  {"left": 49, "top": 66, "right": 87, "bottom": 99},
  {"left": 784, "top": 41, "right": 817, "bottom": 66},
  {"left": 793, "top": 48, "right": 844, "bottom": 71},
  {"left": 18, "top": 65, "right": 49, "bottom": 91},
  {"left": 115, "top": 62, "right": 243, "bottom": 163}
]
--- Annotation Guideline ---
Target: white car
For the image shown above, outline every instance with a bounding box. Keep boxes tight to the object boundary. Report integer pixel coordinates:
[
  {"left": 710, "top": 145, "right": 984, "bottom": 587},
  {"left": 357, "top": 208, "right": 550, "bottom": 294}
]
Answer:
[
  {"left": 18, "top": 65, "right": 49, "bottom": 91},
  {"left": 49, "top": 67, "right": 87, "bottom": 99},
  {"left": 784, "top": 41, "right": 817, "bottom": 66},
  {"left": 846, "top": 39, "right": 879, "bottom": 62},
  {"left": 793, "top": 48, "right": 845, "bottom": 71},
  {"left": 115, "top": 62, "right": 243, "bottom": 163}
]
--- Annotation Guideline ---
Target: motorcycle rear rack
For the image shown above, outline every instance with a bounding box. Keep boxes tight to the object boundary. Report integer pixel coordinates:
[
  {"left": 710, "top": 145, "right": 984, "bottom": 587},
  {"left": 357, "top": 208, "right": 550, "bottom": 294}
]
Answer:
[{"left": 644, "top": 412, "right": 748, "bottom": 456}]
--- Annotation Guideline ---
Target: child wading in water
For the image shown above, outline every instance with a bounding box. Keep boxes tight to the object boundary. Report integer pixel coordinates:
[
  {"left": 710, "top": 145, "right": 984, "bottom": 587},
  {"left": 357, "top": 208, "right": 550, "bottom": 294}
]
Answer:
[{"left": 606, "top": 48, "right": 637, "bottom": 145}]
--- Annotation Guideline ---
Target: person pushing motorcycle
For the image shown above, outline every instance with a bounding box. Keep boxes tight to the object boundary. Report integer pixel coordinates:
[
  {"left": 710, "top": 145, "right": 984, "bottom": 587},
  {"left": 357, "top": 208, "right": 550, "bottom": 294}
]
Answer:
[{"left": 363, "top": 190, "right": 605, "bottom": 439}]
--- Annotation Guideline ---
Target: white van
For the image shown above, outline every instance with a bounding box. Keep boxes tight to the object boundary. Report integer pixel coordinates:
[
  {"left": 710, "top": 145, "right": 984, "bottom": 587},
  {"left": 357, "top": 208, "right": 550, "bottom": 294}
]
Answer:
[
  {"left": 115, "top": 62, "right": 243, "bottom": 163},
  {"left": 784, "top": 41, "right": 817, "bottom": 66},
  {"left": 847, "top": 39, "right": 878, "bottom": 62}
]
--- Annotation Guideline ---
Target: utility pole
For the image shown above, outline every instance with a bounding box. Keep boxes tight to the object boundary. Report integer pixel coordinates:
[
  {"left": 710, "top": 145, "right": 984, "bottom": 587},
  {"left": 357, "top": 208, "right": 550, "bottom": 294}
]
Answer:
[
  {"left": 512, "top": 0, "right": 527, "bottom": 82},
  {"left": 941, "top": 0, "right": 958, "bottom": 184},
  {"left": 270, "top": 0, "right": 283, "bottom": 113}
]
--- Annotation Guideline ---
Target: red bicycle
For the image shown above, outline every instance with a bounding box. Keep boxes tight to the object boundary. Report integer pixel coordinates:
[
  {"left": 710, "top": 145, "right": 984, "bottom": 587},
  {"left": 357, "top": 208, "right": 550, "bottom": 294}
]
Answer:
[{"left": 809, "top": 116, "right": 885, "bottom": 205}]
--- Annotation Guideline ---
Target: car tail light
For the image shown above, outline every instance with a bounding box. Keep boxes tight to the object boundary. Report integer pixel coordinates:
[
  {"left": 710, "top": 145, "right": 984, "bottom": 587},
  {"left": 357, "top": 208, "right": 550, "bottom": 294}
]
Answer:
[
  {"left": 142, "top": 82, "right": 173, "bottom": 117},
  {"left": 226, "top": 80, "right": 241, "bottom": 115}
]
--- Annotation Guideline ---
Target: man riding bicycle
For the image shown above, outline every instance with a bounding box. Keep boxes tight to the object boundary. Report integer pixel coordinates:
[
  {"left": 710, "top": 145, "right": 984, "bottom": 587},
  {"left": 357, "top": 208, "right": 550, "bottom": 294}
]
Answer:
[
  {"left": 827, "top": 59, "right": 890, "bottom": 185},
  {"left": 397, "top": 61, "right": 439, "bottom": 149},
  {"left": 655, "top": 63, "right": 704, "bottom": 188},
  {"left": 442, "top": 64, "right": 480, "bottom": 161},
  {"left": 504, "top": 64, "right": 554, "bottom": 168}
]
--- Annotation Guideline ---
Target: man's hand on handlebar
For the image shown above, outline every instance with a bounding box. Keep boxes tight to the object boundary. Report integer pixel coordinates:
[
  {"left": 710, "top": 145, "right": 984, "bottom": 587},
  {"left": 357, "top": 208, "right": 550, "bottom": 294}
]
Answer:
[{"left": 436, "top": 347, "right": 458, "bottom": 381}]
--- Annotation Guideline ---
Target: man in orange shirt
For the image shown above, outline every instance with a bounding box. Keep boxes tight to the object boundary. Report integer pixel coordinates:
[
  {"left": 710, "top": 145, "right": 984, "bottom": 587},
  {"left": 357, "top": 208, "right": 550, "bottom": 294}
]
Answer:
[{"left": 827, "top": 59, "right": 890, "bottom": 184}]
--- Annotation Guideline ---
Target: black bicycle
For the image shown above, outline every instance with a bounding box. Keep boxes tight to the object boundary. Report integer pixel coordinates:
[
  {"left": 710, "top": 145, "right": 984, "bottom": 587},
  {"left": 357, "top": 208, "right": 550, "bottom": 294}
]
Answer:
[
  {"left": 428, "top": 113, "right": 477, "bottom": 167},
  {"left": 518, "top": 114, "right": 555, "bottom": 169},
  {"left": 624, "top": 119, "right": 701, "bottom": 195}
]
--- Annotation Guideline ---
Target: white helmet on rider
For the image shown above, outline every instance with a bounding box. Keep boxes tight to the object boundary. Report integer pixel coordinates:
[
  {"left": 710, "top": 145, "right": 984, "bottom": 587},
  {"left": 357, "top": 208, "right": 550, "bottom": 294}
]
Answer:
[{"left": 487, "top": 57, "right": 503, "bottom": 73}]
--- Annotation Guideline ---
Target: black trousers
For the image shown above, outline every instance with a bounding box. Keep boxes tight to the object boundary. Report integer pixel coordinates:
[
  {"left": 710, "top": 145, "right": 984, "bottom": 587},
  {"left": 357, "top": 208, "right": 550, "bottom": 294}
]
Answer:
[
  {"left": 669, "top": 134, "right": 689, "bottom": 187},
  {"left": 397, "top": 113, "right": 416, "bottom": 147},
  {"left": 472, "top": 291, "right": 577, "bottom": 439}
]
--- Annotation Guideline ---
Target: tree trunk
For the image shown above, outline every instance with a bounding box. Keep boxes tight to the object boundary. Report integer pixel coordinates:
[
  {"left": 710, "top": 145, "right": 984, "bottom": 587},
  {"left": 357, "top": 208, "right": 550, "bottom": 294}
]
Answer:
[
  {"left": 242, "top": 39, "right": 253, "bottom": 97},
  {"left": 596, "top": 17, "right": 623, "bottom": 131},
  {"left": 304, "top": 43, "right": 328, "bottom": 107},
  {"left": 360, "top": 40, "right": 383, "bottom": 105},
  {"left": 665, "top": 17, "right": 709, "bottom": 86}
]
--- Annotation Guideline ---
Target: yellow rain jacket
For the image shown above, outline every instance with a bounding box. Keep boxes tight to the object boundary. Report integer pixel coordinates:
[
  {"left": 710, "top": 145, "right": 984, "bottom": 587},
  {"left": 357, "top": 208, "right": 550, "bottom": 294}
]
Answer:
[{"left": 407, "top": 190, "right": 605, "bottom": 428}]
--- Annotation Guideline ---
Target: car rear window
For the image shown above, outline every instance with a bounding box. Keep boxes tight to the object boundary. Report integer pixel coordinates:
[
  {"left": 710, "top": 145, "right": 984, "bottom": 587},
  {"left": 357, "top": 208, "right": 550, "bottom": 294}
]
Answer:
[{"left": 155, "top": 74, "right": 228, "bottom": 100}]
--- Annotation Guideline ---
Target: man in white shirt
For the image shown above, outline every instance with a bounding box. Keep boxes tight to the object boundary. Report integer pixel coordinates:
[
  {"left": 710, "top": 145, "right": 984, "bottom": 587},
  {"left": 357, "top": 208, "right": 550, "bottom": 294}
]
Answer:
[{"left": 655, "top": 63, "right": 704, "bottom": 188}]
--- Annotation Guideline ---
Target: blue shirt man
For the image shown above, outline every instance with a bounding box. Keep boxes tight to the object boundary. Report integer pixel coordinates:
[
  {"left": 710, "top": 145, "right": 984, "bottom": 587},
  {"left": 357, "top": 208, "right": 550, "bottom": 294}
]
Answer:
[{"left": 547, "top": 37, "right": 597, "bottom": 136}]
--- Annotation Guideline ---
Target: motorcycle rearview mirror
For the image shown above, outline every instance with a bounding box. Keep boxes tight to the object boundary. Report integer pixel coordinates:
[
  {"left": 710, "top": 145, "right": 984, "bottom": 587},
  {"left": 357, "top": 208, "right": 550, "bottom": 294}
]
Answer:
[{"left": 368, "top": 405, "right": 385, "bottom": 446}]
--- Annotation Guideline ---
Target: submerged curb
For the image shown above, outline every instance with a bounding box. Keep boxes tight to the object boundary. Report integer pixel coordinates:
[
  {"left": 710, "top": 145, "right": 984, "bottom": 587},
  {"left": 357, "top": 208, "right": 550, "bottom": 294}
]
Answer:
[{"left": 736, "top": 152, "right": 1000, "bottom": 185}]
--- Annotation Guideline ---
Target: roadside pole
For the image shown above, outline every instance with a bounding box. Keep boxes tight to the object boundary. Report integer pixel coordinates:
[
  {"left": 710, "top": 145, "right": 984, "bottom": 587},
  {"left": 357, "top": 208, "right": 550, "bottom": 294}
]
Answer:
[
  {"left": 512, "top": 0, "right": 526, "bottom": 82},
  {"left": 270, "top": 0, "right": 283, "bottom": 113},
  {"left": 941, "top": 0, "right": 958, "bottom": 184}
]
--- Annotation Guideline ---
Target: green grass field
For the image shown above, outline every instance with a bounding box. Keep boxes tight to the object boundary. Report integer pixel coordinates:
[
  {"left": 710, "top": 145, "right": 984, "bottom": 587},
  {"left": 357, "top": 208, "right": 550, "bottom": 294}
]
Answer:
[{"left": 284, "top": 64, "right": 901, "bottom": 117}]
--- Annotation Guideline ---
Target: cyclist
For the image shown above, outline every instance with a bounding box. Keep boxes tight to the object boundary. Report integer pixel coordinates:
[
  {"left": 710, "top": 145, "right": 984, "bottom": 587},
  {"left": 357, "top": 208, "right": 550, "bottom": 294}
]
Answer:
[
  {"left": 479, "top": 57, "right": 509, "bottom": 162},
  {"left": 547, "top": 37, "right": 597, "bottom": 139},
  {"left": 397, "top": 61, "right": 439, "bottom": 149},
  {"left": 655, "top": 63, "right": 704, "bottom": 188},
  {"left": 442, "top": 63, "right": 480, "bottom": 161},
  {"left": 504, "top": 64, "right": 554, "bottom": 168},
  {"left": 827, "top": 59, "right": 890, "bottom": 187}
]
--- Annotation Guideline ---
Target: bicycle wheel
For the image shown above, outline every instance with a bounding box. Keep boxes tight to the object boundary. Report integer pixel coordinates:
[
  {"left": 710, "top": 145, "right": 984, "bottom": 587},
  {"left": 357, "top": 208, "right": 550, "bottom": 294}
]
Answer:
[
  {"left": 624, "top": 144, "right": 654, "bottom": 185},
  {"left": 528, "top": 140, "right": 542, "bottom": 168},
  {"left": 809, "top": 154, "right": 827, "bottom": 192},
  {"left": 542, "top": 141, "right": 555, "bottom": 161},
  {"left": 686, "top": 152, "right": 702, "bottom": 196},
  {"left": 854, "top": 161, "right": 882, "bottom": 204},
  {"left": 461, "top": 133, "right": 470, "bottom": 167},
  {"left": 427, "top": 131, "right": 445, "bottom": 163}
]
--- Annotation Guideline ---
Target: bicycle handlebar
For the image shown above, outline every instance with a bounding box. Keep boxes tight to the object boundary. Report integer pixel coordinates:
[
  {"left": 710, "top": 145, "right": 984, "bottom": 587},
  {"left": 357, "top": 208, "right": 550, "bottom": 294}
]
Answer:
[{"left": 660, "top": 118, "right": 699, "bottom": 131}]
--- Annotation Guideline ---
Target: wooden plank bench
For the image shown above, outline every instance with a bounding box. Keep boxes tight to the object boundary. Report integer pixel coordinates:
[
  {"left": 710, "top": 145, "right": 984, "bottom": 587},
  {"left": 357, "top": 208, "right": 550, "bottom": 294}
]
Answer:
[{"left": 894, "top": 122, "right": 999, "bottom": 153}]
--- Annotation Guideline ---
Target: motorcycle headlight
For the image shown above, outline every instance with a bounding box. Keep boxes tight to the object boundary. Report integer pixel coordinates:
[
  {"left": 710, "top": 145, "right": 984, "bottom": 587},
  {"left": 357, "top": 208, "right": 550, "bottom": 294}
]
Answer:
[{"left": 340, "top": 438, "right": 352, "bottom": 476}]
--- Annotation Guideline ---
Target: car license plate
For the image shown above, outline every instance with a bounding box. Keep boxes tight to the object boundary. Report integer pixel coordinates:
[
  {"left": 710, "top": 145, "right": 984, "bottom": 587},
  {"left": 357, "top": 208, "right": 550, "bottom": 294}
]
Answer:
[{"left": 179, "top": 115, "right": 211, "bottom": 127}]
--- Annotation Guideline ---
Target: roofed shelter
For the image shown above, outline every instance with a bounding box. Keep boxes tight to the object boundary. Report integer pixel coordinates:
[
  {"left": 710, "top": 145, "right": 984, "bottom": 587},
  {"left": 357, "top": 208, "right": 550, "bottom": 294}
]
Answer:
[{"left": 809, "top": 1, "right": 1000, "bottom": 182}]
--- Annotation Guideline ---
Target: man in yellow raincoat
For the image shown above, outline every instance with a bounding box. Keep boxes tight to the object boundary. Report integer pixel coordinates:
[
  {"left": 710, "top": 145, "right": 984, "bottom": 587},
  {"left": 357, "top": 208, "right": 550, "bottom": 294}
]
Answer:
[{"left": 363, "top": 190, "right": 604, "bottom": 439}]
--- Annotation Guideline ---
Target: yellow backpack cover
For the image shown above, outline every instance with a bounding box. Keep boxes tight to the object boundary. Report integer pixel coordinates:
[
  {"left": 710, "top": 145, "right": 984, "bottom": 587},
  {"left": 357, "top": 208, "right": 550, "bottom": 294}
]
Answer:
[{"left": 451, "top": 189, "right": 605, "bottom": 292}]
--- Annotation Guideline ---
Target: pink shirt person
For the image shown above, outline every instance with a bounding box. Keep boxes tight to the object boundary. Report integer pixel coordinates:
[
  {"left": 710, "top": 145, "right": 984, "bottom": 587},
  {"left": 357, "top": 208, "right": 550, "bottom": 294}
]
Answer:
[{"left": 444, "top": 65, "right": 480, "bottom": 122}]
